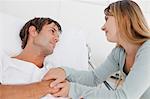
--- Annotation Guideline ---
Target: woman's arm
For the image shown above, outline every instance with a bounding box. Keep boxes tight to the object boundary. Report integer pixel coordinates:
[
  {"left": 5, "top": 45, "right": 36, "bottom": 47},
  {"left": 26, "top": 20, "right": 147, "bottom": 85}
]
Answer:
[
  {"left": 67, "top": 46, "right": 150, "bottom": 99},
  {"left": 62, "top": 47, "right": 120, "bottom": 86},
  {"left": 43, "top": 47, "right": 120, "bottom": 87}
]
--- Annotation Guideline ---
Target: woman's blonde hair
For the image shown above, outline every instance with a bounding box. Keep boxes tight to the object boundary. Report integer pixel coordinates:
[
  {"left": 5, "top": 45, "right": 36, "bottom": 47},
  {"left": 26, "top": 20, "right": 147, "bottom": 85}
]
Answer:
[{"left": 104, "top": 0, "right": 150, "bottom": 45}]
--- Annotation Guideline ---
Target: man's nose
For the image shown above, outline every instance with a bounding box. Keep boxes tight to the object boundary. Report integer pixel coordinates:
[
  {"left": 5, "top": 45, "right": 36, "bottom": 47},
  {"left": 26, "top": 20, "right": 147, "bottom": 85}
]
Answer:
[{"left": 54, "top": 36, "right": 59, "bottom": 43}]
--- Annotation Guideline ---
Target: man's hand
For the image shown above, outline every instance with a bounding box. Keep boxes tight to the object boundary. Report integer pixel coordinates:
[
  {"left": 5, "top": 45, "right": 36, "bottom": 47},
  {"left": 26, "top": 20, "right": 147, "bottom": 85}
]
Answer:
[
  {"left": 40, "top": 80, "right": 60, "bottom": 94},
  {"left": 52, "top": 80, "right": 70, "bottom": 97},
  {"left": 43, "top": 68, "right": 66, "bottom": 88},
  {"left": 0, "top": 80, "right": 61, "bottom": 99}
]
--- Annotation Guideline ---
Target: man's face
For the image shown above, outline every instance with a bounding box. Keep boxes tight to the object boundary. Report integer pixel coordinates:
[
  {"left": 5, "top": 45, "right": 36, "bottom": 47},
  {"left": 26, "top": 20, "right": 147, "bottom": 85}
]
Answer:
[{"left": 33, "top": 22, "right": 60, "bottom": 55}]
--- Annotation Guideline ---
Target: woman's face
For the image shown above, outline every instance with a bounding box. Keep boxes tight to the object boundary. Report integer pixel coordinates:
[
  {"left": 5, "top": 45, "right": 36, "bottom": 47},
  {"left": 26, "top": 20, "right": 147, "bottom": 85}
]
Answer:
[{"left": 101, "top": 15, "right": 119, "bottom": 43}]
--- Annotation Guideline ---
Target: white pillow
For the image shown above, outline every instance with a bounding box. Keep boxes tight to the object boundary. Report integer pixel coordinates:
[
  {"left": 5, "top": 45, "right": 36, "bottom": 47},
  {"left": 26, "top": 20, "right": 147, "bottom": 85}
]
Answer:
[
  {"left": 0, "top": 13, "right": 89, "bottom": 70},
  {"left": 44, "top": 24, "right": 89, "bottom": 70},
  {"left": 0, "top": 12, "right": 24, "bottom": 56}
]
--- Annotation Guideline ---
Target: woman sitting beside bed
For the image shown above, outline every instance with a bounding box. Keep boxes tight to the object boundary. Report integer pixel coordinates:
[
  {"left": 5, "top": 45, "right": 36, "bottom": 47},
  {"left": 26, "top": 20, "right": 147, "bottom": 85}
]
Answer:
[{"left": 43, "top": 0, "right": 150, "bottom": 99}]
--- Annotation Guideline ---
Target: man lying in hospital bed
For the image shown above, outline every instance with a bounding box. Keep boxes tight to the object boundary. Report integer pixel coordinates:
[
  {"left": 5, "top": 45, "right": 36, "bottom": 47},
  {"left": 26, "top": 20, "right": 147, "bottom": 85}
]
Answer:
[{"left": 0, "top": 13, "right": 89, "bottom": 98}]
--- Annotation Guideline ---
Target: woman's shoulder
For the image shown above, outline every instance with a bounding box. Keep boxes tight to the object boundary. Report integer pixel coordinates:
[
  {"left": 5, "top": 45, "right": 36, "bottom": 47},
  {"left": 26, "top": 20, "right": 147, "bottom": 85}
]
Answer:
[
  {"left": 137, "top": 40, "right": 150, "bottom": 56},
  {"left": 142, "top": 40, "right": 150, "bottom": 47},
  {"left": 111, "top": 46, "right": 124, "bottom": 55},
  {"left": 139, "top": 40, "right": 150, "bottom": 50},
  {"left": 109, "top": 46, "right": 125, "bottom": 62}
]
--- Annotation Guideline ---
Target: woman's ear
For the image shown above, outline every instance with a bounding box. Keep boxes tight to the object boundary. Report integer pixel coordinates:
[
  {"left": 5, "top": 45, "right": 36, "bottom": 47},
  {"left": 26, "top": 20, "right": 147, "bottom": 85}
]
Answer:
[{"left": 28, "top": 26, "right": 38, "bottom": 37}]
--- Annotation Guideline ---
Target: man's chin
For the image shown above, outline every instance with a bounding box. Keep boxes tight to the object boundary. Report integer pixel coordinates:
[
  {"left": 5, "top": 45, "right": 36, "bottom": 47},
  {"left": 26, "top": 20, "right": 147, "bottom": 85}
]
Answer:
[
  {"left": 44, "top": 50, "right": 53, "bottom": 56},
  {"left": 48, "top": 50, "right": 54, "bottom": 55}
]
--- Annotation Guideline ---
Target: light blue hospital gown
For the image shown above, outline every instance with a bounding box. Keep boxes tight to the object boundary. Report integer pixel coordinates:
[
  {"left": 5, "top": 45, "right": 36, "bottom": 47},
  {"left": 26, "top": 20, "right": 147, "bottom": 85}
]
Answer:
[{"left": 62, "top": 40, "right": 150, "bottom": 99}]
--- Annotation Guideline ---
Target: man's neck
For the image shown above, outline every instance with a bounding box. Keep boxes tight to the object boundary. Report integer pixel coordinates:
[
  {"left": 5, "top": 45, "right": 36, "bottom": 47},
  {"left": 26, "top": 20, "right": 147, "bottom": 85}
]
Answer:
[{"left": 15, "top": 47, "right": 46, "bottom": 68}]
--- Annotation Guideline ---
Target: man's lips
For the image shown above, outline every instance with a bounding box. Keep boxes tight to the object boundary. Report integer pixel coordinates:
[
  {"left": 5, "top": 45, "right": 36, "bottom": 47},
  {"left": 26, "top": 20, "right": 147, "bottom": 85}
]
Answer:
[{"left": 49, "top": 42, "right": 56, "bottom": 48}]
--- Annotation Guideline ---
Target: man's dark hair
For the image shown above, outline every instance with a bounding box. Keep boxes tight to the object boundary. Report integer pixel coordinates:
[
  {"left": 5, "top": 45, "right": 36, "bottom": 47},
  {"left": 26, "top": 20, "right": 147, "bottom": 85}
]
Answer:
[{"left": 19, "top": 17, "right": 62, "bottom": 49}]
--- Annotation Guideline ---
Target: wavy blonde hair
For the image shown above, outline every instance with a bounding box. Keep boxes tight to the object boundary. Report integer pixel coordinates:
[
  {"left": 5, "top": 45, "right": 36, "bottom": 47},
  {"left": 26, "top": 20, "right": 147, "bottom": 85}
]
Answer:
[{"left": 104, "top": 0, "right": 150, "bottom": 45}]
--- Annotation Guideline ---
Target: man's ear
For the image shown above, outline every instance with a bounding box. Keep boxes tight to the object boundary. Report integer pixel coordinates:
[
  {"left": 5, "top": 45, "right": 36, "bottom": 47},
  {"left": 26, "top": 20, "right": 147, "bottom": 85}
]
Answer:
[{"left": 28, "top": 26, "right": 38, "bottom": 37}]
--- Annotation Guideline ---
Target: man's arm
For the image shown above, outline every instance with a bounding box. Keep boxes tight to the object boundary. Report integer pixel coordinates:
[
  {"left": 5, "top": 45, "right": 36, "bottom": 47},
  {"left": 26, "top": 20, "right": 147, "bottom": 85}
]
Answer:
[{"left": 0, "top": 80, "right": 56, "bottom": 99}]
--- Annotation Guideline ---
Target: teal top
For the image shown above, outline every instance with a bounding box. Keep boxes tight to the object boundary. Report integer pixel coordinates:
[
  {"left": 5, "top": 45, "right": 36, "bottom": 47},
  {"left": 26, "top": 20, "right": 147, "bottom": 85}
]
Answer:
[{"left": 62, "top": 40, "right": 150, "bottom": 99}]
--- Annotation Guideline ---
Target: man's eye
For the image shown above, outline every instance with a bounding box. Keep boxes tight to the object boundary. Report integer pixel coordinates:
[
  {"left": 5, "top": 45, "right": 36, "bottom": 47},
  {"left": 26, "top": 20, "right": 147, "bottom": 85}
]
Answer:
[
  {"left": 52, "top": 30, "right": 54, "bottom": 33},
  {"left": 50, "top": 29, "right": 54, "bottom": 33}
]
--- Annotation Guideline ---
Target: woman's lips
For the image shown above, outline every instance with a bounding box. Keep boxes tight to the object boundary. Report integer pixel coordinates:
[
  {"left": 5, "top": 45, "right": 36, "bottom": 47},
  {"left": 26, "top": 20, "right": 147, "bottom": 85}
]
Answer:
[{"left": 105, "top": 31, "right": 108, "bottom": 35}]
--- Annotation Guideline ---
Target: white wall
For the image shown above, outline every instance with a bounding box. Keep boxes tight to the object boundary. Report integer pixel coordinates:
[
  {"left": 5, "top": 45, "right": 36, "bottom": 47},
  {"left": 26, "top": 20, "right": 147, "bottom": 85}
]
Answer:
[
  {"left": 0, "top": 0, "right": 149, "bottom": 66},
  {"left": 0, "top": 0, "right": 61, "bottom": 21}
]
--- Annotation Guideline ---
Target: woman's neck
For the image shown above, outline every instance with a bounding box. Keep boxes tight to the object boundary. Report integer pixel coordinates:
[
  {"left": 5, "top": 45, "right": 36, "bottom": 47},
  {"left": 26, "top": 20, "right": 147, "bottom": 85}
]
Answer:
[{"left": 120, "top": 41, "right": 141, "bottom": 56}]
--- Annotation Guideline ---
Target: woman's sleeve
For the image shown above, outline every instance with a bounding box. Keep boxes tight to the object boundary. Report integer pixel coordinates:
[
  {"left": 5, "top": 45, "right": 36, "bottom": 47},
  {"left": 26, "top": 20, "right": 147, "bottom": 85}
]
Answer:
[
  {"left": 62, "top": 47, "right": 120, "bottom": 86},
  {"left": 69, "top": 82, "right": 127, "bottom": 99},
  {"left": 68, "top": 46, "right": 150, "bottom": 99},
  {"left": 121, "top": 46, "right": 150, "bottom": 99}
]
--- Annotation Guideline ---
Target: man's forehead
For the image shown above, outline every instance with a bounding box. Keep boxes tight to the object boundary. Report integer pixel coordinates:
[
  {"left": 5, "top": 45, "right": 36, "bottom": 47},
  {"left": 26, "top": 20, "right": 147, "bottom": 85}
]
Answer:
[
  {"left": 43, "top": 22, "right": 60, "bottom": 35},
  {"left": 47, "top": 22, "right": 59, "bottom": 30}
]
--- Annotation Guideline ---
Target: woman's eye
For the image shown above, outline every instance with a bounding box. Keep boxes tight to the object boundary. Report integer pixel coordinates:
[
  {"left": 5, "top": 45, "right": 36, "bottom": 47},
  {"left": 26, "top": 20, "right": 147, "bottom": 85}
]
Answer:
[
  {"left": 105, "top": 16, "right": 108, "bottom": 21},
  {"left": 105, "top": 18, "right": 108, "bottom": 21}
]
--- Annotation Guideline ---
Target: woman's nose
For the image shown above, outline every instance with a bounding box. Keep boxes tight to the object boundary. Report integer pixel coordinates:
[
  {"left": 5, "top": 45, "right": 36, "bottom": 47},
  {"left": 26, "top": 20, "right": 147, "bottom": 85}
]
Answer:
[{"left": 101, "top": 25, "right": 105, "bottom": 31}]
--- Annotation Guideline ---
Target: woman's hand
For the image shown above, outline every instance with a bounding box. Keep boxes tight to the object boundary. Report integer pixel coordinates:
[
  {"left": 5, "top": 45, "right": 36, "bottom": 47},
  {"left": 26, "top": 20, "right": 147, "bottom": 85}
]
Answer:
[
  {"left": 43, "top": 67, "right": 66, "bottom": 88},
  {"left": 52, "top": 80, "right": 70, "bottom": 97}
]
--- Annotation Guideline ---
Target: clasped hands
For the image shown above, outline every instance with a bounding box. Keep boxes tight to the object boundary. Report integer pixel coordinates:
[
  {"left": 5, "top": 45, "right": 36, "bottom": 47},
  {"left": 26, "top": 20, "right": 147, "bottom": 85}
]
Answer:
[{"left": 43, "top": 68, "right": 70, "bottom": 97}]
